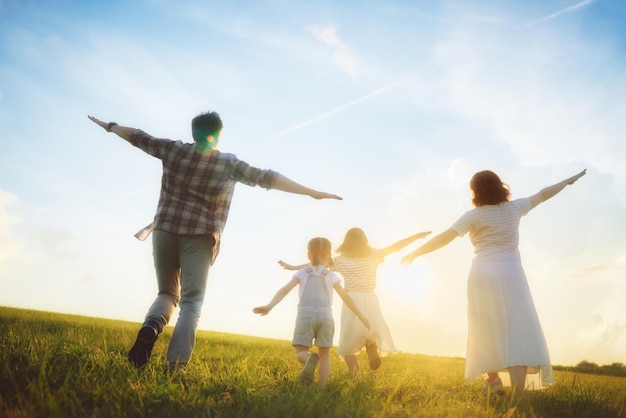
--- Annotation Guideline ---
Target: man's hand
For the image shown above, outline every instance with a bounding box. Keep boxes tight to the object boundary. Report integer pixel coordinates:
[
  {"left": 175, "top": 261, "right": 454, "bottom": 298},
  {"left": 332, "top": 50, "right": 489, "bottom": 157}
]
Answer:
[
  {"left": 88, "top": 115, "right": 135, "bottom": 142},
  {"left": 88, "top": 115, "right": 109, "bottom": 131},
  {"left": 311, "top": 191, "right": 343, "bottom": 200}
]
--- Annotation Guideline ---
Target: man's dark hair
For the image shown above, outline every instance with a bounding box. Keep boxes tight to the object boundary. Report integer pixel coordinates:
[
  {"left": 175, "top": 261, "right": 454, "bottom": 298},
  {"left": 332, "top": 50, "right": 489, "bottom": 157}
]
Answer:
[{"left": 191, "top": 111, "right": 223, "bottom": 143}]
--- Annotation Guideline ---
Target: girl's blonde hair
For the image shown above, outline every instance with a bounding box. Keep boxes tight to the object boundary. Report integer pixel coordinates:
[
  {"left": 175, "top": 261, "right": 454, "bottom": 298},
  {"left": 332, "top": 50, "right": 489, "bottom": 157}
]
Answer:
[{"left": 307, "top": 237, "right": 332, "bottom": 266}]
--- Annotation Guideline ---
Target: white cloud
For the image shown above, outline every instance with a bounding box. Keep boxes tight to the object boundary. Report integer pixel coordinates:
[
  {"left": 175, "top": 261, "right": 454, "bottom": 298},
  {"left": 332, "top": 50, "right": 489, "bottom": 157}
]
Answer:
[
  {"left": 578, "top": 307, "right": 626, "bottom": 363},
  {"left": 429, "top": 18, "right": 626, "bottom": 205},
  {"left": 306, "top": 24, "right": 361, "bottom": 78},
  {"left": 307, "top": 24, "right": 341, "bottom": 46},
  {"left": 448, "top": 158, "right": 470, "bottom": 187}
]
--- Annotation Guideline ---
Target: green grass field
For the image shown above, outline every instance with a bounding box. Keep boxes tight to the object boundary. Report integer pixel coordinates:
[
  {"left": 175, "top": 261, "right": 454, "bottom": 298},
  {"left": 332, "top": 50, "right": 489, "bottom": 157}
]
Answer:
[{"left": 1, "top": 306, "right": 625, "bottom": 418}]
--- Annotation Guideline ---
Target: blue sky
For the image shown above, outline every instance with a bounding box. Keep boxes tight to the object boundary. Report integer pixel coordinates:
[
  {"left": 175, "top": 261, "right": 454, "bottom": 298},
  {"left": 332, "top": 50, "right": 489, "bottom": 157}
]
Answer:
[{"left": 1, "top": 0, "right": 625, "bottom": 367}]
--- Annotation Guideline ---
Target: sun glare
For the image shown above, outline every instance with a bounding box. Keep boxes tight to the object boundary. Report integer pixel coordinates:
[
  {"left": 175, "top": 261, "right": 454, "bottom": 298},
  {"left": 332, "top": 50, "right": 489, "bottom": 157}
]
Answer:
[{"left": 378, "top": 261, "right": 431, "bottom": 304}]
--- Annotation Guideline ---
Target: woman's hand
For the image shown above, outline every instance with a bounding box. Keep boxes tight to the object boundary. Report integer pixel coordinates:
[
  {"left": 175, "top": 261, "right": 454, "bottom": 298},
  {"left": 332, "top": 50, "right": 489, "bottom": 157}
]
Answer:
[{"left": 567, "top": 169, "right": 587, "bottom": 185}]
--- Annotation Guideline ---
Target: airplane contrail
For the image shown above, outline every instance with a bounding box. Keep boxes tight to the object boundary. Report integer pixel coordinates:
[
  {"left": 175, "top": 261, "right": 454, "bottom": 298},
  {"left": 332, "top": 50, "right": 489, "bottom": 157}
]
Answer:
[
  {"left": 529, "top": 0, "right": 595, "bottom": 26},
  {"left": 268, "top": 73, "right": 417, "bottom": 140}
]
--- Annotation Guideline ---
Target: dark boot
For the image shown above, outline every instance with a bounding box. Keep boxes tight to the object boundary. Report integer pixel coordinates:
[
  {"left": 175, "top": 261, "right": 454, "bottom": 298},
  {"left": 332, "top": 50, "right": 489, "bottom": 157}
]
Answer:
[{"left": 128, "top": 327, "right": 158, "bottom": 368}]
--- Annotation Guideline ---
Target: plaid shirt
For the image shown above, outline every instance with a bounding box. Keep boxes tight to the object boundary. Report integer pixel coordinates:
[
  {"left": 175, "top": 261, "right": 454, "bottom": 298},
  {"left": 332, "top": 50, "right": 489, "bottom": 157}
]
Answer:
[{"left": 130, "top": 130, "right": 278, "bottom": 240}]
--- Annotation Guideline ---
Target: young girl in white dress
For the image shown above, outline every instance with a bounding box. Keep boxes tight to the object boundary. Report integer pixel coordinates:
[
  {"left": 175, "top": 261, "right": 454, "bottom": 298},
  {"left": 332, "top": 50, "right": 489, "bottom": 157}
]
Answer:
[
  {"left": 280, "top": 228, "right": 431, "bottom": 376},
  {"left": 254, "top": 237, "right": 370, "bottom": 387},
  {"left": 402, "top": 169, "right": 586, "bottom": 398}
]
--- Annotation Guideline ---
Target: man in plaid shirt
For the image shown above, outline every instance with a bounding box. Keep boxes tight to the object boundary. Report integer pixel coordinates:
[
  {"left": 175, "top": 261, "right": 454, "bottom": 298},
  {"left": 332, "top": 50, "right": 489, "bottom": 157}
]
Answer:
[{"left": 88, "top": 112, "right": 341, "bottom": 370}]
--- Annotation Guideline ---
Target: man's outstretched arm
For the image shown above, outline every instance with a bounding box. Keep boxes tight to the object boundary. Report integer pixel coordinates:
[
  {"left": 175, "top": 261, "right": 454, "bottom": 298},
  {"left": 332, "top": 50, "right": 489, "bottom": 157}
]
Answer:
[
  {"left": 88, "top": 115, "right": 138, "bottom": 143},
  {"left": 271, "top": 174, "right": 342, "bottom": 200}
]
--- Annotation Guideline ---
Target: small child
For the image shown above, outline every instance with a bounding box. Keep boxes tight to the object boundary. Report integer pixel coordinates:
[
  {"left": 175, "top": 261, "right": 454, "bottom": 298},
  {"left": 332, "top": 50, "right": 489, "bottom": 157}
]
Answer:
[{"left": 253, "top": 237, "right": 370, "bottom": 387}]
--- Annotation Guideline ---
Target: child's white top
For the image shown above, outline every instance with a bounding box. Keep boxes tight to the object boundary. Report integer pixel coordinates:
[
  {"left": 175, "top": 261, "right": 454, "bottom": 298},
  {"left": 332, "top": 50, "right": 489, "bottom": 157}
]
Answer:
[{"left": 294, "top": 265, "right": 341, "bottom": 302}]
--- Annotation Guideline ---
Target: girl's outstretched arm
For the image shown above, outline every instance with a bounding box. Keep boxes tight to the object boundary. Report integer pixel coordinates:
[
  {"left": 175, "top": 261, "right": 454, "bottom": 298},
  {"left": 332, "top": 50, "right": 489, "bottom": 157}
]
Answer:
[
  {"left": 381, "top": 231, "right": 432, "bottom": 257},
  {"left": 277, "top": 260, "right": 309, "bottom": 271},
  {"left": 334, "top": 284, "right": 370, "bottom": 329},
  {"left": 528, "top": 169, "right": 586, "bottom": 210},
  {"left": 253, "top": 278, "right": 299, "bottom": 316},
  {"left": 401, "top": 228, "right": 459, "bottom": 265}
]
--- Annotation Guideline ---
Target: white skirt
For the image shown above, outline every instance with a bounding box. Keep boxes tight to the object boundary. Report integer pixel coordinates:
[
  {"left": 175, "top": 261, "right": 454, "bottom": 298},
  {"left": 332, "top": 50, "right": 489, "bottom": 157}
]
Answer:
[
  {"left": 465, "top": 259, "right": 555, "bottom": 389},
  {"left": 336, "top": 291, "right": 398, "bottom": 357}
]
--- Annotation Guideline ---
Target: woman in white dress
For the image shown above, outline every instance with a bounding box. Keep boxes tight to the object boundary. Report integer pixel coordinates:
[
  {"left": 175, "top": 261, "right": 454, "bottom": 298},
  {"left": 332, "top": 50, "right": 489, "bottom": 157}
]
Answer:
[{"left": 401, "top": 169, "right": 586, "bottom": 398}]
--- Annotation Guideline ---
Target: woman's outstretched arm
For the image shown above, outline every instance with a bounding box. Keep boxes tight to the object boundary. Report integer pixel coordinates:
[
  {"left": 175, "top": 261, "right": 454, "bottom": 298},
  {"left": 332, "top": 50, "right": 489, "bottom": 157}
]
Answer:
[
  {"left": 381, "top": 231, "right": 432, "bottom": 257},
  {"left": 400, "top": 228, "right": 459, "bottom": 265},
  {"left": 528, "top": 169, "right": 586, "bottom": 210}
]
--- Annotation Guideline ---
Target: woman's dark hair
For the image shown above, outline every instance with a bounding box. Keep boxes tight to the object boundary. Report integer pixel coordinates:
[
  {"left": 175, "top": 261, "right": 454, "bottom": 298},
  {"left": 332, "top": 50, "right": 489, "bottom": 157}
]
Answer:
[
  {"left": 308, "top": 237, "right": 332, "bottom": 266},
  {"left": 336, "top": 227, "right": 372, "bottom": 258},
  {"left": 191, "top": 111, "right": 223, "bottom": 143},
  {"left": 470, "top": 170, "right": 511, "bottom": 207}
]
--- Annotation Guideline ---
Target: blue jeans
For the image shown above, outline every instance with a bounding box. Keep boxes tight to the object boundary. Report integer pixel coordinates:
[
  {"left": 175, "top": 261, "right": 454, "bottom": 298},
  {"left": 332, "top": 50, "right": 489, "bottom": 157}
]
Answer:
[{"left": 143, "top": 229, "right": 216, "bottom": 367}]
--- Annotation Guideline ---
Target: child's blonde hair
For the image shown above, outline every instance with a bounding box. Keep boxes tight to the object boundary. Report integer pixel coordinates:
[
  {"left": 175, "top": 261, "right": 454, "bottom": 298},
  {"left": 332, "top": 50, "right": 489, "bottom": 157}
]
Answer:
[
  {"left": 307, "top": 237, "right": 332, "bottom": 266},
  {"left": 336, "top": 227, "right": 372, "bottom": 258}
]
